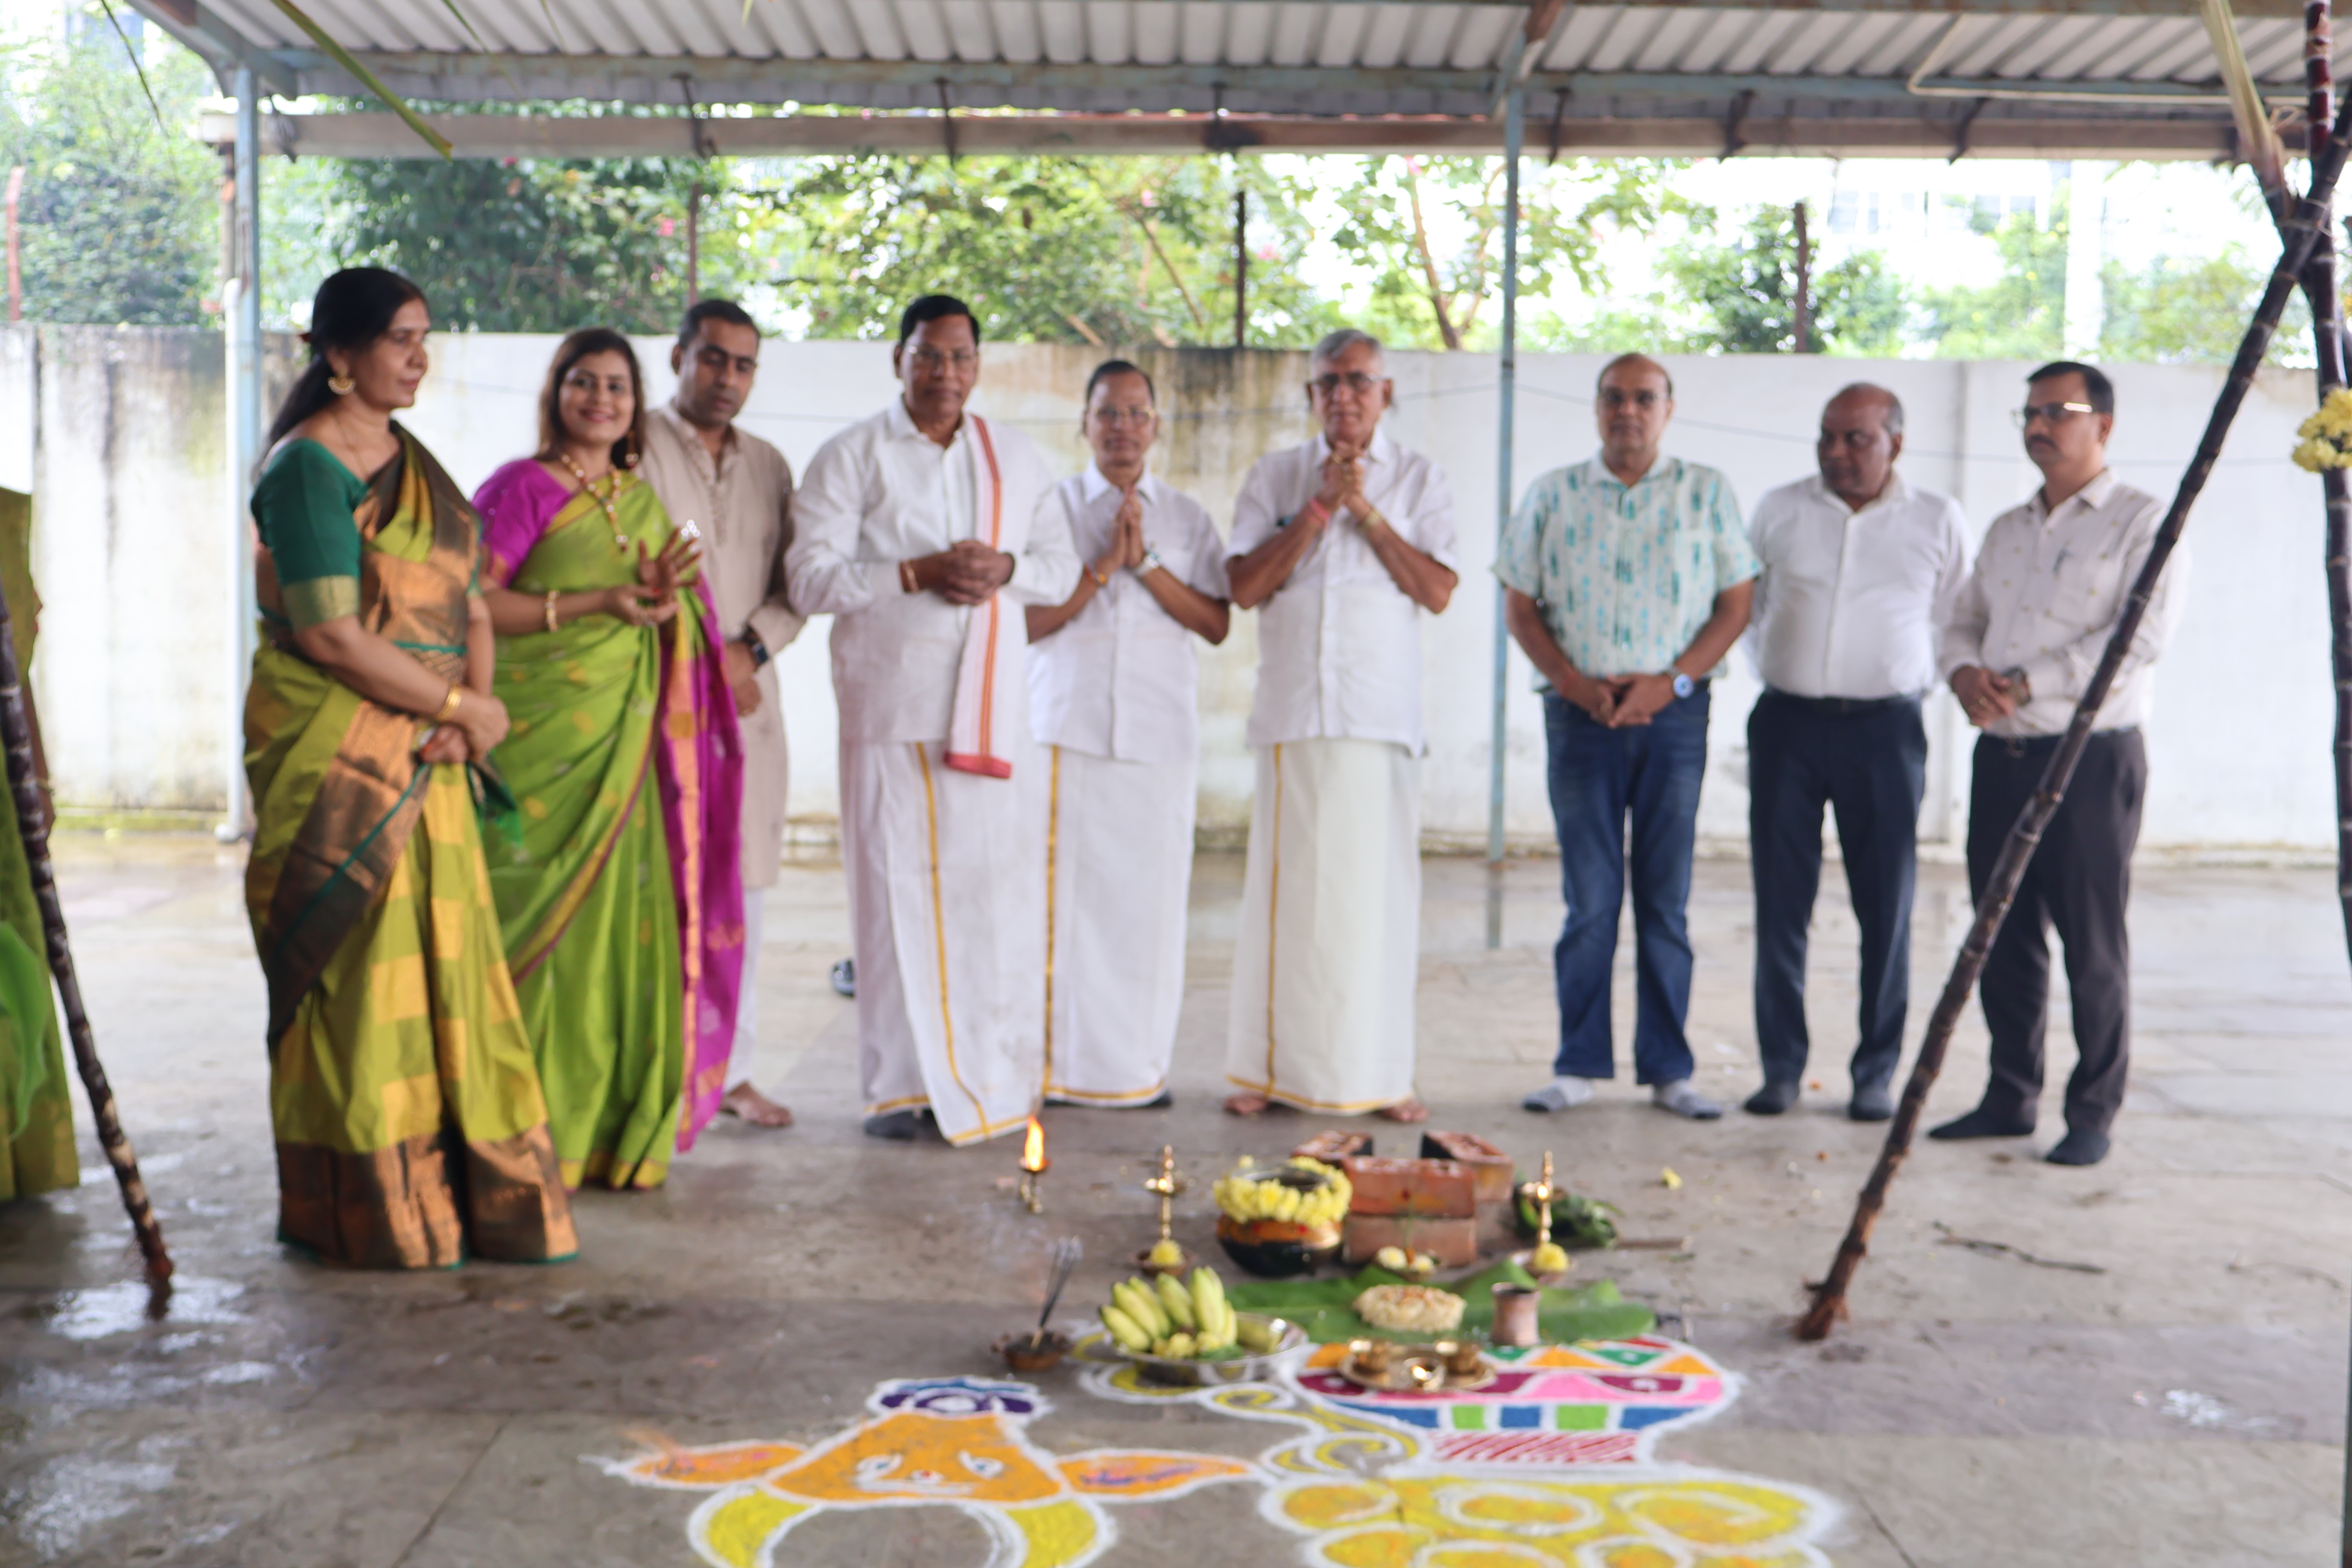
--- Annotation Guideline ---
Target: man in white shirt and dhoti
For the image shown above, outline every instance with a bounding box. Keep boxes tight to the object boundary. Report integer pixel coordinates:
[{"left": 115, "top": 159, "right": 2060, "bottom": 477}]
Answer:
[
  {"left": 638, "top": 298, "right": 802, "bottom": 1130},
  {"left": 1026, "top": 360, "right": 1231, "bottom": 1109},
  {"left": 1221, "top": 329, "right": 1458, "bottom": 1123},
  {"left": 786, "top": 296, "right": 1078, "bottom": 1143}
]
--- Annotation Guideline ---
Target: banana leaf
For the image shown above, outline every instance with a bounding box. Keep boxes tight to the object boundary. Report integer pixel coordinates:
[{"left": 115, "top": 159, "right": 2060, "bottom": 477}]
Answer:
[{"left": 1227, "top": 1262, "right": 1654, "bottom": 1346}]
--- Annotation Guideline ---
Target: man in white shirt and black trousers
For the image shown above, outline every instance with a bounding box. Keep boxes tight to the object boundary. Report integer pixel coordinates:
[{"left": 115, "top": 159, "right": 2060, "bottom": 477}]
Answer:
[
  {"left": 1933, "top": 361, "right": 2187, "bottom": 1168},
  {"left": 1744, "top": 384, "right": 1967, "bottom": 1124}
]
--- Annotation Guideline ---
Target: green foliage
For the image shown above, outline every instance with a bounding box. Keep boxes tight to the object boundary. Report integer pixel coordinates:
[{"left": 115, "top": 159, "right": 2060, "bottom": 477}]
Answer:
[
  {"left": 744, "top": 152, "right": 1338, "bottom": 348},
  {"left": 1662, "top": 206, "right": 1906, "bottom": 356},
  {"left": 328, "top": 147, "right": 733, "bottom": 332},
  {"left": 0, "top": 15, "right": 219, "bottom": 326},
  {"left": 2102, "top": 246, "right": 2310, "bottom": 366},
  {"left": 1914, "top": 211, "right": 2067, "bottom": 360},
  {"left": 1322, "top": 157, "right": 1685, "bottom": 351}
]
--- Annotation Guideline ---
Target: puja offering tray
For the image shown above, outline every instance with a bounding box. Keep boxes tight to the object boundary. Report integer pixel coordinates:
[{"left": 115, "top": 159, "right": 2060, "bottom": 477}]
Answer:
[
  {"left": 1338, "top": 1338, "right": 1497, "bottom": 1393},
  {"left": 1105, "top": 1312, "right": 1308, "bottom": 1386}
]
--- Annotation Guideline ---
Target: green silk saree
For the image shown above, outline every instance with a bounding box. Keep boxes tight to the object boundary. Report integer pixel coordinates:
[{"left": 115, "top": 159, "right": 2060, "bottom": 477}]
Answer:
[
  {"left": 244, "top": 432, "right": 577, "bottom": 1269},
  {"left": 0, "top": 484, "right": 74, "bottom": 1202},
  {"left": 477, "top": 461, "right": 746, "bottom": 1192}
]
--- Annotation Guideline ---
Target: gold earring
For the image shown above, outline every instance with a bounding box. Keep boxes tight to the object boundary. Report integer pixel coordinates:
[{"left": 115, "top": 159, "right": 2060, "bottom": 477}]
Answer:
[{"left": 327, "top": 372, "right": 356, "bottom": 396}]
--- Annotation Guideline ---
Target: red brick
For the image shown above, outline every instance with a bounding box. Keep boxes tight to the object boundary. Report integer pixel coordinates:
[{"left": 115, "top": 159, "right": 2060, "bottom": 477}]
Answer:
[
  {"left": 1292, "top": 1131, "right": 1375, "bottom": 1163},
  {"left": 1342, "top": 1214, "right": 1481, "bottom": 1267},
  {"left": 1340, "top": 1156, "right": 1476, "bottom": 1219},
  {"left": 1419, "top": 1131, "right": 1515, "bottom": 1206}
]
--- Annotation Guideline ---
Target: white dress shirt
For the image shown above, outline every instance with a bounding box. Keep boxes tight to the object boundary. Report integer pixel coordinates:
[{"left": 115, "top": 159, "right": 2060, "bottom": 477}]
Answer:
[
  {"left": 1027, "top": 466, "right": 1230, "bottom": 766},
  {"left": 1749, "top": 472, "right": 1968, "bottom": 701},
  {"left": 786, "top": 400, "right": 1078, "bottom": 745},
  {"left": 1227, "top": 428, "right": 1458, "bottom": 752},
  {"left": 1937, "top": 469, "right": 2188, "bottom": 737}
]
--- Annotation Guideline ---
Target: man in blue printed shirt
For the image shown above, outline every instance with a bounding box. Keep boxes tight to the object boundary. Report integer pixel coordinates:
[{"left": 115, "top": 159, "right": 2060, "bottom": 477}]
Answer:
[{"left": 1499, "top": 353, "right": 1758, "bottom": 1120}]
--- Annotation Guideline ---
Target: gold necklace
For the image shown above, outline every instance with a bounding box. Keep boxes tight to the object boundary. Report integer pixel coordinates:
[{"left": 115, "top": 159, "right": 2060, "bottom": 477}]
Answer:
[{"left": 558, "top": 451, "right": 629, "bottom": 550}]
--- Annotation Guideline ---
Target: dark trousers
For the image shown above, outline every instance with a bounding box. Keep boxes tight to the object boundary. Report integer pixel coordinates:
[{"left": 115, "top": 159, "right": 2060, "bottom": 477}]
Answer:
[
  {"left": 1748, "top": 690, "right": 1926, "bottom": 1093},
  {"left": 1965, "top": 728, "right": 2147, "bottom": 1137},
  {"left": 1543, "top": 688, "right": 1710, "bottom": 1085}
]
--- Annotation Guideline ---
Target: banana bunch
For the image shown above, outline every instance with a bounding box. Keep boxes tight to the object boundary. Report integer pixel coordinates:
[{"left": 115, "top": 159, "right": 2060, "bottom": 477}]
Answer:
[
  {"left": 1210, "top": 1156, "right": 1353, "bottom": 1227},
  {"left": 1099, "top": 1266, "right": 1243, "bottom": 1359}
]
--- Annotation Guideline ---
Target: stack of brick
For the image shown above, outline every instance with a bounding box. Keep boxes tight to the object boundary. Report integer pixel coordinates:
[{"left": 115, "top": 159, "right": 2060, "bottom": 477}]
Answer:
[
  {"left": 1421, "top": 1131, "right": 1521, "bottom": 1252},
  {"left": 1335, "top": 1155, "right": 1479, "bottom": 1266}
]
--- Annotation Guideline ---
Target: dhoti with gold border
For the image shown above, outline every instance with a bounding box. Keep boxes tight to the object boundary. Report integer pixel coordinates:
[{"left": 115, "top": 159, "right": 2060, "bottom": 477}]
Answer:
[
  {"left": 1225, "top": 737, "right": 1421, "bottom": 1113},
  {"left": 840, "top": 738, "right": 1045, "bottom": 1145}
]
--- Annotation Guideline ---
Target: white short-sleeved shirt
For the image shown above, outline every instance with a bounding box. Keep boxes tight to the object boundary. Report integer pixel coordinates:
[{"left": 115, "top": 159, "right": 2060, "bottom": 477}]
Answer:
[
  {"left": 1028, "top": 466, "right": 1230, "bottom": 766},
  {"left": 1227, "top": 428, "right": 1457, "bottom": 752}
]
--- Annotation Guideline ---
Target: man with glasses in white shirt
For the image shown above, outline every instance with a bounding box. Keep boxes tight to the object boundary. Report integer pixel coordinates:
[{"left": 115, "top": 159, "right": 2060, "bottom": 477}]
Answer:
[
  {"left": 1221, "top": 329, "right": 1458, "bottom": 1124},
  {"left": 1744, "top": 384, "right": 1967, "bottom": 1124},
  {"left": 1933, "top": 361, "right": 2187, "bottom": 1167}
]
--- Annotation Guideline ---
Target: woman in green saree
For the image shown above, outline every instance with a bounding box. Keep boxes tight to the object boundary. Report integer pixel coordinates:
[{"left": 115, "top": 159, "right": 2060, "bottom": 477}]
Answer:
[
  {"left": 474, "top": 329, "right": 746, "bottom": 1192},
  {"left": 244, "top": 267, "right": 577, "bottom": 1268},
  {"left": 0, "top": 484, "right": 76, "bottom": 1203}
]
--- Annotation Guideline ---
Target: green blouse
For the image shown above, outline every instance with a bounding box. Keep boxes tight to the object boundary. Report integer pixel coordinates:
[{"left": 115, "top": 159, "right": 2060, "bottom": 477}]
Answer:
[{"left": 253, "top": 439, "right": 368, "bottom": 630}]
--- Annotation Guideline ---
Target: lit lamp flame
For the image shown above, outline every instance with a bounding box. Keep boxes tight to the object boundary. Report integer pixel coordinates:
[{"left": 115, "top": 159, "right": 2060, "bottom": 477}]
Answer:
[{"left": 1017, "top": 1115, "right": 1048, "bottom": 1213}]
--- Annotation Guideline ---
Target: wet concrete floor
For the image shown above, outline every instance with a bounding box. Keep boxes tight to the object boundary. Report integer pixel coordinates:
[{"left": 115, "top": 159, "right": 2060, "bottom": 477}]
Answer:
[{"left": 0, "top": 835, "right": 2346, "bottom": 1566}]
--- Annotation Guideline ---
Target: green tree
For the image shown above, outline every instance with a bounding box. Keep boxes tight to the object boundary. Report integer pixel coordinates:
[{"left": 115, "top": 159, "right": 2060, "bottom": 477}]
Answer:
[
  {"left": 1662, "top": 206, "right": 1906, "bottom": 355},
  {"left": 1321, "top": 156, "right": 1685, "bottom": 352},
  {"left": 1914, "top": 209, "right": 2066, "bottom": 359},
  {"left": 328, "top": 146, "right": 734, "bottom": 332},
  {"left": 746, "top": 152, "right": 1338, "bottom": 347},
  {"left": 2102, "top": 247, "right": 2310, "bottom": 365},
  {"left": 0, "top": 15, "right": 218, "bottom": 325}
]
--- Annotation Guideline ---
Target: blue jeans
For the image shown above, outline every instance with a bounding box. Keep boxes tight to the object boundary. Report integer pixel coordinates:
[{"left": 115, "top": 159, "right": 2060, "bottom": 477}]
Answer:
[{"left": 1543, "top": 688, "right": 1710, "bottom": 1085}]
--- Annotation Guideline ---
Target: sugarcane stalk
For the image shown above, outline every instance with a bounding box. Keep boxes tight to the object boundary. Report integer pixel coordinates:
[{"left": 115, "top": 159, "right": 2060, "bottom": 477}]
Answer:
[
  {"left": 1797, "top": 92, "right": 2352, "bottom": 1341},
  {"left": 2297, "top": 14, "right": 2352, "bottom": 1567},
  {"left": 0, "top": 580, "right": 171, "bottom": 1286}
]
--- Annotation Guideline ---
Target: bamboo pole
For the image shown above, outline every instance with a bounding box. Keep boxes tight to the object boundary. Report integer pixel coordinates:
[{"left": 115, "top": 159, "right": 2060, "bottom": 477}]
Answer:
[
  {"left": 1797, "top": 92, "right": 2352, "bottom": 1341},
  {"left": 0, "top": 581, "right": 171, "bottom": 1287}
]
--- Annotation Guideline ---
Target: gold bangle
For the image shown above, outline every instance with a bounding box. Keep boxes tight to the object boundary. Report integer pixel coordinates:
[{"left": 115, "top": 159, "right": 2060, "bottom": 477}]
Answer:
[
  {"left": 434, "top": 683, "right": 465, "bottom": 722},
  {"left": 1085, "top": 563, "right": 1110, "bottom": 589},
  {"left": 543, "top": 589, "right": 560, "bottom": 633}
]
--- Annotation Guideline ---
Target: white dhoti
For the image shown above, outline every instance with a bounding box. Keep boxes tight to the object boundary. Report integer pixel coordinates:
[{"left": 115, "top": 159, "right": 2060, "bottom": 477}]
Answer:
[
  {"left": 1225, "top": 737, "right": 1421, "bottom": 1112},
  {"left": 1041, "top": 743, "right": 1195, "bottom": 1107},
  {"left": 840, "top": 738, "right": 1046, "bottom": 1146}
]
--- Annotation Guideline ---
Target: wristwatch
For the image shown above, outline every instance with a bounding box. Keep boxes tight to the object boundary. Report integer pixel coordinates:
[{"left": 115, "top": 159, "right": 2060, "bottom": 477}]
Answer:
[
  {"left": 1136, "top": 546, "right": 1165, "bottom": 577},
  {"left": 744, "top": 632, "right": 771, "bottom": 669},
  {"left": 1663, "top": 667, "right": 1695, "bottom": 699}
]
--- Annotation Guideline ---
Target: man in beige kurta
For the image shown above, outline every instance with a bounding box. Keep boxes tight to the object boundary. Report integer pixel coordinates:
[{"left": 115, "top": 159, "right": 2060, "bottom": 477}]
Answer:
[{"left": 640, "top": 298, "right": 802, "bottom": 1129}]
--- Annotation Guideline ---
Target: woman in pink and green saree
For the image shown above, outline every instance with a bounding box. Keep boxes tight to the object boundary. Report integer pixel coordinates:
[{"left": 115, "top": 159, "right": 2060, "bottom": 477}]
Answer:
[{"left": 474, "top": 328, "right": 748, "bottom": 1191}]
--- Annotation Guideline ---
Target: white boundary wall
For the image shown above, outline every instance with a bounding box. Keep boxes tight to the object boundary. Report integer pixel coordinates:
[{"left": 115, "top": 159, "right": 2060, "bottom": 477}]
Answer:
[{"left": 0, "top": 326, "right": 2331, "bottom": 852}]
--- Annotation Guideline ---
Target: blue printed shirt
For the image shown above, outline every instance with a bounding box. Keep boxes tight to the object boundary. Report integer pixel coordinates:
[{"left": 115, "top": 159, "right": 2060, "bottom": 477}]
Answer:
[{"left": 1495, "top": 455, "right": 1759, "bottom": 688}]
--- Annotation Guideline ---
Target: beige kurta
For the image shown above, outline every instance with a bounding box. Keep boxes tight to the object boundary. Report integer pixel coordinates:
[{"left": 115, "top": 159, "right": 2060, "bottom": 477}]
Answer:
[{"left": 639, "top": 403, "right": 802, "bottom": 891}]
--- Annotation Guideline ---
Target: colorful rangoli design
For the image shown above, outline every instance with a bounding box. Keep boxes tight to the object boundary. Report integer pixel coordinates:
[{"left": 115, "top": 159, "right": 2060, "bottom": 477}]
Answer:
[
  {"left": 598, "top": 1376, "right": 1254, "bottom": 1567},
  {"left": 603, "top": 1341, "right": 1838, "bottom": 1567}
]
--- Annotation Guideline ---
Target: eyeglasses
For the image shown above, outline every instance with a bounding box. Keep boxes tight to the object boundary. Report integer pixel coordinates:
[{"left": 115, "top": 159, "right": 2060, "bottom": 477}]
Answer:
[
  {"left": 908, "top": 347, "right": 978, "bottom": 372},
  {"left": 1310, "top": 372, "right": 1383, "bottom": 396},
  {"left": 562, "top": 371, "right": 633, "bottom": 397},
  {"left": 2013, "top": 401, "right": 2096, "bottom": 428},
  {"left": 1089, "top": 407, "right": 1156, "bottom": 426}
]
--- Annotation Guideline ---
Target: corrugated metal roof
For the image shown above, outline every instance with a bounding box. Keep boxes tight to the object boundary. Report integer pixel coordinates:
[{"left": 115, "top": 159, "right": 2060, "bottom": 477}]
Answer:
[{"left": 139, "top": 0, "right": 2351, "bottom": 152}]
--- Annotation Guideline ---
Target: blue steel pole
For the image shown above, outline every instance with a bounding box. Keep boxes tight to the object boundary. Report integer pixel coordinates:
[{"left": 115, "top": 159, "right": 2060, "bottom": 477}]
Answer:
[{"left": 1486, "top": 88, "right": 1523, "bottom": 945}]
